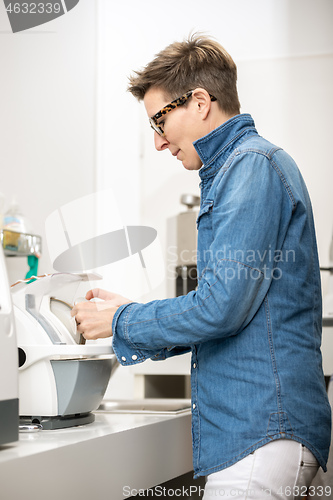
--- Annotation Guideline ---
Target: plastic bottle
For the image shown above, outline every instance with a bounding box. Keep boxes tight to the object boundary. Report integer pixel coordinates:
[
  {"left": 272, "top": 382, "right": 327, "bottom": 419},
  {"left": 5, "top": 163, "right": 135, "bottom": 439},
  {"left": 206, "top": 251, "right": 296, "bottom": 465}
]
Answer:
[{"left": 3, "top": 197, "right": 32, "bottom": 234}]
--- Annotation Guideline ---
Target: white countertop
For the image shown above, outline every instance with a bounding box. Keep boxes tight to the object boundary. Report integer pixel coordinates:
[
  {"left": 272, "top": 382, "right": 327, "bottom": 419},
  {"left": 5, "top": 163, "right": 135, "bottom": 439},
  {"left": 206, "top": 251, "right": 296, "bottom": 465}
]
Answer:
[{"left": 0, "top": 404, "right": 193, "bottom": 500}]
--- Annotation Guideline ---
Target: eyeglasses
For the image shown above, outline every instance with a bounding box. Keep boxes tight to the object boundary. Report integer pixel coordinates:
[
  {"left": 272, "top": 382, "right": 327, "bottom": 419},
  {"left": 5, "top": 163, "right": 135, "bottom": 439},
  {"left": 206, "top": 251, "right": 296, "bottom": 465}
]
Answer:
[{"left": 149, "top": 90, "right": 217, "bottom": 137}]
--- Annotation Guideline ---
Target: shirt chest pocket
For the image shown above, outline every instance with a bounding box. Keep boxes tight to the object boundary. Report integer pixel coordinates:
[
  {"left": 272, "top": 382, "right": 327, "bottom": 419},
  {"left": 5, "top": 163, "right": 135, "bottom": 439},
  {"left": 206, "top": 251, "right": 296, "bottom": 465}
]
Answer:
[{"left": 196, "top": 200, "right": 214, "bottom": 230}]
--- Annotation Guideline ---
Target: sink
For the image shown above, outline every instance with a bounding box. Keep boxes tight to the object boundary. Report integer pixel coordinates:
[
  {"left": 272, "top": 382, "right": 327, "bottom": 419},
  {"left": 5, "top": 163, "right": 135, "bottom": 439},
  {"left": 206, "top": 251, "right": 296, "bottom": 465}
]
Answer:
[{"left": 95, "top": 398, "right": 191, "bottom": 415}]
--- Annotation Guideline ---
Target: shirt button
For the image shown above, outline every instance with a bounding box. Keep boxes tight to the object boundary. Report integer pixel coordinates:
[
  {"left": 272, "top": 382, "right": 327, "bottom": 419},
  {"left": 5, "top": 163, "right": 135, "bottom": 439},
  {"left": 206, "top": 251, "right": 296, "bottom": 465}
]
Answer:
[
  {"left": 121, "top": 356, "right": 126, "bottom": 362},
  {"left": 132, "top": 354, "right": 138, "bottom": 361},
  {"left": 192, "top": 403, "right": 196, "bottom": 410},
  {"left": 193, "top": 363, "right": 196, "bottom": 369}
]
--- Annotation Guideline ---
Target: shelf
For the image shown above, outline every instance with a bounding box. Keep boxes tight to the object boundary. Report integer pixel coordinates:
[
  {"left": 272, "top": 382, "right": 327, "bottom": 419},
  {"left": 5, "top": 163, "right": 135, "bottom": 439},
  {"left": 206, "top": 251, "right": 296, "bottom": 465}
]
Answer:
[{"left": 1, "top": 229, "right": 42, "bottom": 257}]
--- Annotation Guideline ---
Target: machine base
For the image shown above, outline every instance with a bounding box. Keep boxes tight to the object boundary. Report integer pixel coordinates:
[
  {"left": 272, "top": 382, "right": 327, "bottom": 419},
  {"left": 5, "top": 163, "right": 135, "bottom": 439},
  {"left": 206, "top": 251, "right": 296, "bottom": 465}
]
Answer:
[
  {"left": 0, "top": 398, "right": 19, "bottom": 445},
  {"left": 20, "top": 412, "right": 95, "bottom": 430}
]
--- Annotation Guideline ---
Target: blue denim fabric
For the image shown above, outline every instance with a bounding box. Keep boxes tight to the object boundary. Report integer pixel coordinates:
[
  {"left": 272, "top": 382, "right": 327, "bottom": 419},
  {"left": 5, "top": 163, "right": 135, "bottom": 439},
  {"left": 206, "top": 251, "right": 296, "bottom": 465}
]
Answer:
[{"left": 112, "top": 114, "right": 331, "bottom": 478}]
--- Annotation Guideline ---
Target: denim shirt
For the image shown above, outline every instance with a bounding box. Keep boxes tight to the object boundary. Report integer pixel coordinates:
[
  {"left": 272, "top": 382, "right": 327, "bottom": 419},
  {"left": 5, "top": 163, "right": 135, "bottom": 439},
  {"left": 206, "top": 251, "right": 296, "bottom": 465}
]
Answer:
[{"left": 112, "top": 114, "right": 331, "bottom": 477}]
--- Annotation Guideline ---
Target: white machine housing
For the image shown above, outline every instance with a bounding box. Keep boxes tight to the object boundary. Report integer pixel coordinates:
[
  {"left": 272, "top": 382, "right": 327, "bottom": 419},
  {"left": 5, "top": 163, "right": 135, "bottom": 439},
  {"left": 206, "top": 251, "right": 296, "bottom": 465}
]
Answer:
[
  {"left": 12, "top": 272, "right": 115, "bottom": 427},
  {"left": 322, "top": 267, "right": 333, "bottom": 376},
  {"left": 0, "top": 246, "right": 19, "bottom": 445}
]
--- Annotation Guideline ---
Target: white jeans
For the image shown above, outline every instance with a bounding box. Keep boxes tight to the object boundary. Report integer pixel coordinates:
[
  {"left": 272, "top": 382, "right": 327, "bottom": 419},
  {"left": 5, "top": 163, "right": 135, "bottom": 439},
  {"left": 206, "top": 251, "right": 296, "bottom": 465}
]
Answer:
[{"left": 203, "top": 440, "right": 319, "bottom": 500}]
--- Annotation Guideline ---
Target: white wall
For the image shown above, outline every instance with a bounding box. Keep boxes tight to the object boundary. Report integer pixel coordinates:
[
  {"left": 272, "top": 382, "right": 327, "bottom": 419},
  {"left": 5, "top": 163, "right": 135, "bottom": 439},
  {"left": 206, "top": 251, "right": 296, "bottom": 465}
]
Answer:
[
  {"left": 1, "top": 0, "right": 333, "bottom": 399},
  {"left": 0, "top": 0, "right": 97, "bottom": 284},
  {"left": 97, "top": 0, "right": 333, "bottom": 397},
  {"left": 2, "top": 0, "right": 332, "bottom": 288},
  {"left": 97, "top": 0, "right": 333, "bottom": 300}
]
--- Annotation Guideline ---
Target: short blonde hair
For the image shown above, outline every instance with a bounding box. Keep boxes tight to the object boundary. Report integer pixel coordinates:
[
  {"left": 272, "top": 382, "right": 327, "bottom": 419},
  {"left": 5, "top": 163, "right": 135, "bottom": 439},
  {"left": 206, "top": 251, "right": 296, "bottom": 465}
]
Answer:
[{"left": 128, "top": 33, "right": 240, "bottom": 115}]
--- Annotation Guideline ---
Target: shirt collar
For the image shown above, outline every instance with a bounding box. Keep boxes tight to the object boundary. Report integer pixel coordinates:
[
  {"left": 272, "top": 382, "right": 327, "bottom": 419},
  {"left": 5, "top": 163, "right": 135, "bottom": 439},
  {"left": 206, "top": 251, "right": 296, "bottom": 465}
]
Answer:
[{"left": 193, "top": 114, "right": 257, "bottom": 180}]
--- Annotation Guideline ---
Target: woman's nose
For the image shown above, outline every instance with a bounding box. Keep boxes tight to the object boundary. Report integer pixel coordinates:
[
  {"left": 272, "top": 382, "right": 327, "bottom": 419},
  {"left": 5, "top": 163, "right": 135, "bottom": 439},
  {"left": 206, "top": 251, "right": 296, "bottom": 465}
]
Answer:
[{"left": 154, "top": 132, "right": 169, "bottom": 151}]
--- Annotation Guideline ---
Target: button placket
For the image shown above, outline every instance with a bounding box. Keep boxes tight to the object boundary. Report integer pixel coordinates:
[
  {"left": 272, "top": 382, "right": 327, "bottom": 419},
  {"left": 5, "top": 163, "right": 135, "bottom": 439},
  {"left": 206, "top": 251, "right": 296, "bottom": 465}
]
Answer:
[{"left": 191, "top": 356, "right": 198, "bottom": 412}]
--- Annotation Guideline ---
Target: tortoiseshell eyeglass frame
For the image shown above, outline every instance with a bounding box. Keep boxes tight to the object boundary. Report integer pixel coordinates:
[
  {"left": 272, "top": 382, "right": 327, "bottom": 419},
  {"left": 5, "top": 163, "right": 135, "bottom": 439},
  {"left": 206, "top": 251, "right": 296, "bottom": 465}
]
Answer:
[{"left": 149, "top": 90, "right": 217, "bottom": 137}]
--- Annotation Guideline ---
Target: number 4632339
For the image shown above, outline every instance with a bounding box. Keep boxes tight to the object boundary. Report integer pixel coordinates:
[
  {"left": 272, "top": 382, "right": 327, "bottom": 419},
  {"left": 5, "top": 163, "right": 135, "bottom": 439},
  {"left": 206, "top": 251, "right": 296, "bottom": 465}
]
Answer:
[{"left": 5, "top": 3, "right": 62, "bottom": 14}]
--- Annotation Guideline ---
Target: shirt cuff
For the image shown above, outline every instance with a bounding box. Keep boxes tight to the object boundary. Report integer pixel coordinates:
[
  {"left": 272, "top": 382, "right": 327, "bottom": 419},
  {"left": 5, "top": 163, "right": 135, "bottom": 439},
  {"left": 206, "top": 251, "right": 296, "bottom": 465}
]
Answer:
[{"left": 111, "top": 302, "right": 159, "bottom": 366}]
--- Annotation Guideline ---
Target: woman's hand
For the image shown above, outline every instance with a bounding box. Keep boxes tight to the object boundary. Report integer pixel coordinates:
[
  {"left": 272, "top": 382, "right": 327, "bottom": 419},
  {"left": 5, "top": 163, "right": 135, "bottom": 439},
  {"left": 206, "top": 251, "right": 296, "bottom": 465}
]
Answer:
[{"left": 71, "top": 289, "right": 132, "bottom": 340}]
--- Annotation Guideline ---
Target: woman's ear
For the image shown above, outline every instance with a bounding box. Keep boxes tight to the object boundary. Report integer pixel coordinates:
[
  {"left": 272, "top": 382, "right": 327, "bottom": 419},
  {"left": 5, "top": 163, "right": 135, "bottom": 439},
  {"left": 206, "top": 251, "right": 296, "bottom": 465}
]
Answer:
[{"left": 192, "top": 88, "right": 212, "bottom": 119}]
